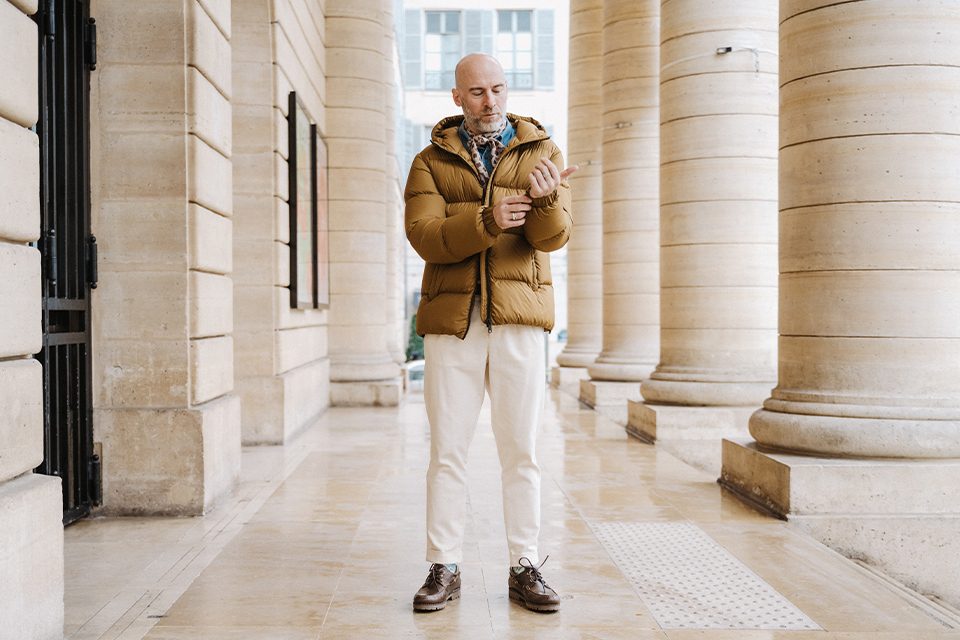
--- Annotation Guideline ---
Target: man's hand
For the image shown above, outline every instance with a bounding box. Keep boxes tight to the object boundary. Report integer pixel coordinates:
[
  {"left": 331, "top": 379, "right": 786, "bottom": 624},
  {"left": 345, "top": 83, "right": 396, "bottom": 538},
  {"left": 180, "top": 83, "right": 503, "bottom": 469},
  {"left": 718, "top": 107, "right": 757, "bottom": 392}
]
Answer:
[
  {"left": 492, "top": 194, "right": 532, "bottom": 229},
  {"left": 528, "top": 158, "right": 579, "bottom": 199}
]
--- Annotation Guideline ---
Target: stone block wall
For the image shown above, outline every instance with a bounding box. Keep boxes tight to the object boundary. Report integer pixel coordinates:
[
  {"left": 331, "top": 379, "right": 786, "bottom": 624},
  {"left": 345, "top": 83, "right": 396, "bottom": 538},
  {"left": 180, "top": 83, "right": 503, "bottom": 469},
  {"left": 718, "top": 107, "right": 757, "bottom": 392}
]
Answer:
[
  {"left": 0, "top": 0, "right": 64, "bottom": 637},
  {"left": 91, "top": 0, "right": 241, "bottom": 515},
  {"left": 232, "top": 0, "right": 331, "bottom": 444}
]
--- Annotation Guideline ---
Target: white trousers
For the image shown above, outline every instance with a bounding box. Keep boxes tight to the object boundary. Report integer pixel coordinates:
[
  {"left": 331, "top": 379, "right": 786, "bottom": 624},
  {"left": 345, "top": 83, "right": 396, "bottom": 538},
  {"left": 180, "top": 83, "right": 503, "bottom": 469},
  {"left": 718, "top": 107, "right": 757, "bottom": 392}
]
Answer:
[{"left": 423, "top": 301, "right": 546, "bottom": 566}]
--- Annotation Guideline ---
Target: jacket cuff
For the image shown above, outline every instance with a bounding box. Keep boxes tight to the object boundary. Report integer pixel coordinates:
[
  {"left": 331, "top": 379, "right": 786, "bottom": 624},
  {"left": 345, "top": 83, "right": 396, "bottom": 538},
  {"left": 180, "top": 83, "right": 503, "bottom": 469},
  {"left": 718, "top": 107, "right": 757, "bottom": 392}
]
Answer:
[
  {"left": 481, "top": 206, "right": 503, "bottom": 236},
  {"left": 530, "top": 190, "right": 559, "bottom": 209}
]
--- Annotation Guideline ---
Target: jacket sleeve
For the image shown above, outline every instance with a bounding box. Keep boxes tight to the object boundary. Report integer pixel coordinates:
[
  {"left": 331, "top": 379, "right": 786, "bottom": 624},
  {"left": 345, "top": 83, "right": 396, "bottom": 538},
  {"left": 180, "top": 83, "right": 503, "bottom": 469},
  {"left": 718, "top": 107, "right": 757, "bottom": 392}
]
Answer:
[
  {"left": 404, "top": 152, "right": 499, "bottom": 264},
  {"left": 522, "top": 144, "right": 572, "bottom": 253}
]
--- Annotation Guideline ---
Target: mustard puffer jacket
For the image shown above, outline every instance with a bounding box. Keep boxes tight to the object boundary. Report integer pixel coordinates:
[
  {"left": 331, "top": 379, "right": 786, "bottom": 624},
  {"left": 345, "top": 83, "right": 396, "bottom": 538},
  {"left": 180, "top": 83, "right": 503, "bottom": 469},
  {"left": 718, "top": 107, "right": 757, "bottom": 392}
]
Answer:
[{"left": 405, "top": 114, "right": 572, "bottom": 338}]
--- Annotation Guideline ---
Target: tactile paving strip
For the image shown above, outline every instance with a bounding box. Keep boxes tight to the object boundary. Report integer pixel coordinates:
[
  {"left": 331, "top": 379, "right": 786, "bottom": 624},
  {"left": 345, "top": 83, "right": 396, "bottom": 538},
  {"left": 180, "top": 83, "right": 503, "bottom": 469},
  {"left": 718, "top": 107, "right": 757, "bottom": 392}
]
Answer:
[{"left": 591, "top": 521, "right": 821, "bottom": 630}]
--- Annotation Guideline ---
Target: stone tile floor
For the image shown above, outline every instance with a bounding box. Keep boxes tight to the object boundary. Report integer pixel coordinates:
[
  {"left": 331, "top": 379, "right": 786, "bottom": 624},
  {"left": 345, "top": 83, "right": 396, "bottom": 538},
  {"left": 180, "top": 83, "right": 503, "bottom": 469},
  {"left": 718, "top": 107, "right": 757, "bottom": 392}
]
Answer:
[{"left": 64, "top": 389, "right": 960, "bottom": 639}]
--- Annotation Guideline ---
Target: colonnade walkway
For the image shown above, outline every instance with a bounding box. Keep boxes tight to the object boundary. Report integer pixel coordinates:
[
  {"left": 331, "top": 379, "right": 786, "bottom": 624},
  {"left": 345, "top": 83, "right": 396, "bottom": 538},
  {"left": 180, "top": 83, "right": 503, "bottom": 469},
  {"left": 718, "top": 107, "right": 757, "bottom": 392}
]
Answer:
[{"left": 64, "top": 389, "right": 960, "bottom": 639}]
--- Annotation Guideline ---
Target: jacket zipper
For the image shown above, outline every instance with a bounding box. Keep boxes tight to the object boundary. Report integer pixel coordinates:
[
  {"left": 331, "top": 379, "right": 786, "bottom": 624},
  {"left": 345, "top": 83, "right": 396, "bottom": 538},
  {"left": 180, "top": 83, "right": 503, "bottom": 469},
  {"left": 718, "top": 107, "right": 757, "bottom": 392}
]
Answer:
[{"left": 433, "top": 129, "right": 538, "bottom": 336}]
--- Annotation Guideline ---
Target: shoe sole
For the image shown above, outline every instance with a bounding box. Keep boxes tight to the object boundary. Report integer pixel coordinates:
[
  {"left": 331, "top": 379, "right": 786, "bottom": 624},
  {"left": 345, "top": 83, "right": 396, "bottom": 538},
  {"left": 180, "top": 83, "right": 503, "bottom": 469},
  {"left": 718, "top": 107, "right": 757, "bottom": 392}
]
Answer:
[
  {"left": 509, "top": 588, "right": 559, "bottom": 613},
  {"left": 413, "top": 588, "right": 460, "bottom": 612}
]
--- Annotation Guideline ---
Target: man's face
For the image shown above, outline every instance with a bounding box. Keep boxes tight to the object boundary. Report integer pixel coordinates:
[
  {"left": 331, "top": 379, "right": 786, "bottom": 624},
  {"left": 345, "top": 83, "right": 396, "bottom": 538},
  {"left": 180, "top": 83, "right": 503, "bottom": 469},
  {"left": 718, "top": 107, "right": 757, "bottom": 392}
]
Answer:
[{"left": 452, "top": 56, "right": 508, "bottom": 134}]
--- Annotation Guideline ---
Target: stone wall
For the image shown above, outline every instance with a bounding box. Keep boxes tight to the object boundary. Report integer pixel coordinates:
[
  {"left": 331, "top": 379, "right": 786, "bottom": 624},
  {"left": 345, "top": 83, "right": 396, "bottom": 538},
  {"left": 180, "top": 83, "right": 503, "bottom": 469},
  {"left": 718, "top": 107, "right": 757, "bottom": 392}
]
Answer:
[
  {"left": 0, "top": 0, "right": 64, "bottom": 637},
  {"left": 90, "top": 0, "right": 241, "bottom": 515},
  {"left": 232, "top": 0, "right": 331, "bottom": 444}
]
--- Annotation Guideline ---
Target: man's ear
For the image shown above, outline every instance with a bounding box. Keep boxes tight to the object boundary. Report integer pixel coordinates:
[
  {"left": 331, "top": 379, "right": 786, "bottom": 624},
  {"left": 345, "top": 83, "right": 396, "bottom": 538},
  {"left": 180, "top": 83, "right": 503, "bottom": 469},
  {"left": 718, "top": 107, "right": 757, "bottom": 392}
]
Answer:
[{"left": 451, "top": 88, "right": 462, "bottom": 107}]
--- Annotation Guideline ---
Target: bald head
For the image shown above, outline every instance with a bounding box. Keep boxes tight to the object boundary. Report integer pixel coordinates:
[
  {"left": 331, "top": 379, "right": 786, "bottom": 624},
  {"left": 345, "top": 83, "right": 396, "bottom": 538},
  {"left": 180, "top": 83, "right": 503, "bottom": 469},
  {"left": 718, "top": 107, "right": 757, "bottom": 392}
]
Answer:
[
  {"left": 454, "top": 53, "right": 505, "bottom": 90},
  {"left": 452, "top": 54, "right": 509, "bottom": 134}
]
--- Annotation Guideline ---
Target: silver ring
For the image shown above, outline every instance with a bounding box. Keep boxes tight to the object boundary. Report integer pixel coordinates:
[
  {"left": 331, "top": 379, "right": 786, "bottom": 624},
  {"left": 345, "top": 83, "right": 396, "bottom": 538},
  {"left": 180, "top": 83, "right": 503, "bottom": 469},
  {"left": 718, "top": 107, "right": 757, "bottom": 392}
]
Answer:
[{"left": 511, "top": 213, "right": 516, "bottom": 221}]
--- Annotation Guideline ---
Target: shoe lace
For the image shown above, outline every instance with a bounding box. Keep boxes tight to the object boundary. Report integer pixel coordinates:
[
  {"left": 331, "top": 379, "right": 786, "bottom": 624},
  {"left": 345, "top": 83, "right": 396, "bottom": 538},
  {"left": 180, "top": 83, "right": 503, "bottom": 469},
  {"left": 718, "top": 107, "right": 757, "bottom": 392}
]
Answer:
[
  {"left": 427, "top": 563, "right": 447, "bottom": 586},
  {"left": 518, "top": 555, "right": 551, "bottom": 588}
]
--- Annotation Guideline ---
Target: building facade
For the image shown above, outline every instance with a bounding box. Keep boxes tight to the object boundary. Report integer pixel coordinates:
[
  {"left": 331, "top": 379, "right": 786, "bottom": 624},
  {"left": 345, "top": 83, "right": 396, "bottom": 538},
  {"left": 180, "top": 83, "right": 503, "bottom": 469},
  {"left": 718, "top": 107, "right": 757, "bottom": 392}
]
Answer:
[{"left": 1, "top": 0, "right": 958, "bottom": 636}]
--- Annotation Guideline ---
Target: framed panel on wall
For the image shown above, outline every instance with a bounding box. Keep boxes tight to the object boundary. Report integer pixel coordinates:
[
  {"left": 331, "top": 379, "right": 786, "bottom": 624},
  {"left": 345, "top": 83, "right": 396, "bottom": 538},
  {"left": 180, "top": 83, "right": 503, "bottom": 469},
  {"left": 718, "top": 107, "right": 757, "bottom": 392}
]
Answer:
[
  {"left": 312, "top": 124, "right": 330, "bottom": 309},
  {"left": 288, "top": 92, "right": 315, "bottom": 309}
]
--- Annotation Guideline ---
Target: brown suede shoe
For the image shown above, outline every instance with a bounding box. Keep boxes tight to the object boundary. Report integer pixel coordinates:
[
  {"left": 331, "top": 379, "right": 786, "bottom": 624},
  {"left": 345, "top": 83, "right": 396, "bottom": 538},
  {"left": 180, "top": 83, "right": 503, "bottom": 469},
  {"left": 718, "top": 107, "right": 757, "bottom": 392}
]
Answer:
[
  {"left": 508, "top": 556, "right": 560, "bottom": 613},
  {"left": 413, "top": 564, "right": 461, "bottom": 612}
]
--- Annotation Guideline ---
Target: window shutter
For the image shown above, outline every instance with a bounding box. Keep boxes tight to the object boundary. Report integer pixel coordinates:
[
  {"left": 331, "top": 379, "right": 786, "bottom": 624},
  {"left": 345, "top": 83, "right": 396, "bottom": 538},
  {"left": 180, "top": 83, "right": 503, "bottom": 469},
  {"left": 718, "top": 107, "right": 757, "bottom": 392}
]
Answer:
[
  {"left": 403, "top": 10, "right": 423, "bottom": 89},
  {"left": 464, "top": 10, "right": 493, "bottom": 54},
  {"left": 534, "top": 9, "right": 554, "bottom": 89}
]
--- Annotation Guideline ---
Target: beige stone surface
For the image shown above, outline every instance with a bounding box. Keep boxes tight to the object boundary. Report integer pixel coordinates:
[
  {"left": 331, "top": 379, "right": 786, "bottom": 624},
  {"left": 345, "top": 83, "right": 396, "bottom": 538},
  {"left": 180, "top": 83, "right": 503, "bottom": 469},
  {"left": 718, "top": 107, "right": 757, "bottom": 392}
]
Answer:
[
  {"left": 0, "top": 243, "right": 41, "bottom": 358},
  {"left": 0, "top": 359, "right": 42, "bottom": 484},
  {"left": 325, "top": 0, "right": 400, "bottom": 398},
  {"left": 95, "top": 0, "right": 187, "bottom": 66},
  {"left": 558, "top": 0, "right": 603, "bottom": 369},
  {"left": 0, "top": 118, "right": 39, "bottom": 242},
  {"left": 96, "top": 399, "right": 239, "bottom": 516},
  {"left": 191, "top": 335, "right": 233, "bottom": 404},
  {"left": 8, "top": 1, "right": 39, "bottom": 16},
  {"left": 188, "top": 0, "right": 232, "bottom": 99},
  {"left": 189, "top": 204, "right": 232, "bottom": 274},
  {"left": 275, "top": 326, "right": 327, "bottom": 375},
  {"left": 0, "top": 473, "right": 63, "bottom": 640},
  {"left": 629, "top": 403, "right": 753, "bottom": 444},
  {"left": 96, "top": 64, "right": 186, "bottom": 135},
  {"left": 197, "top": 0, "right": 231, "bottom": 39},
  {"left": 587, "top": 0, "right": 660, "bottom": 384},
  {"left": 744, "top": 0, "right": 960, "bottom": 458},
  {"left": 199, "top": 394, "right": 241, "bottom": 513},
  {"left": 94, "top": 271, "right": 187, "bottom": 341},
  {"left": 0, "top": 0, "right": 38, "bottom": 128},
  {"left": 329, "top": 379, "right": 401, "bottom": 407},
  {"left": 188, "top": 68, "right": 232, "bottom": 157},
  {"left": 190, "top": 271, "right": 233, "bottom": 338},
  {"left": 188, "top": 135, "right": 233, "bottom": 217},
  {"left": 98, "top": 132, "right": 187, "bottom": 200}
]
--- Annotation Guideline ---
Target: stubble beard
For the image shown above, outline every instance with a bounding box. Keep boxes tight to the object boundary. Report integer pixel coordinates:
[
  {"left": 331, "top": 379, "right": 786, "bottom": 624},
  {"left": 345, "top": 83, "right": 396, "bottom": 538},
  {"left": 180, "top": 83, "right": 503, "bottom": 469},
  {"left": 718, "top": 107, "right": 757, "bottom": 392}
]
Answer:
[{"left": 465, "top": 111, "right": 505, "bottom": 135}]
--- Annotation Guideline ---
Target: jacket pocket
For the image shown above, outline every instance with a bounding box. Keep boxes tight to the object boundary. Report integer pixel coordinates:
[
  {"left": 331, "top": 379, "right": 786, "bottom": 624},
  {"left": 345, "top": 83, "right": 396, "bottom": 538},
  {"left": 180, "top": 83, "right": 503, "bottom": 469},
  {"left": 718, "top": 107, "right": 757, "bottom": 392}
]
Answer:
[{"left": 531, "top": 255, "right": 540, "bottom": 290}]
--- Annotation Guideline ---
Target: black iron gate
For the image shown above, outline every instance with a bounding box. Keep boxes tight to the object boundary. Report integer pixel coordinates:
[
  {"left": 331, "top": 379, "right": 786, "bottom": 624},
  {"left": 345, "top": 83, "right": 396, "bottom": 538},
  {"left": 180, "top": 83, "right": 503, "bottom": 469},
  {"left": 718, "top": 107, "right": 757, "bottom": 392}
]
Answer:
[{"left": 34, "top": 0, "right": 101, "bottom": 525}]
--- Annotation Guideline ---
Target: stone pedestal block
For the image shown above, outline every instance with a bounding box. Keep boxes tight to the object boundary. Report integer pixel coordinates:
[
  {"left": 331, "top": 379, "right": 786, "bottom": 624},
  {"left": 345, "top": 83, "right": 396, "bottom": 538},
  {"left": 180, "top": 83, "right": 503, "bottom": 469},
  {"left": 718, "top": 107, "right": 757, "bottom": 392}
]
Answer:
[
  {"left": 95, "top": 395, "right": 241, "bottom": 516},
  {"left": 331, "top": 379, "right": 402, "bottom": 407},
  {"left": 579, "top": 379, "right": 640, "bottom": 426},
  {"left": 627, "top": 403, "right": 752, "bottom": 444},
  {"left": 0, "top": 473, "right": 63, "bottom": 640},
  {"left": 721, "top": 438, "right": 960, "bottom": 607},
  {"left": 550, "top": 365, "right": 589, "bottom": 392}
]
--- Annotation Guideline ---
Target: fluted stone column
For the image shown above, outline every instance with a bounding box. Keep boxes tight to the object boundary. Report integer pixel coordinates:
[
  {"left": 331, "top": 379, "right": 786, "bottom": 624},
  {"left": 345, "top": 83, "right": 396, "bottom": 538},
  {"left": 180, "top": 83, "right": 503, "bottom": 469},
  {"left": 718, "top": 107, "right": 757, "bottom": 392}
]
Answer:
[
  {"left": 722, "top": 0, "right": 960, "bottom": 608},
  {"left": 553, "top": 0, "right": 603, "bottom": 391},
  {"left": 327, "top": 0, "right": 402, "bottom": 405},
  {"left": 630, "top": 1, "right": 778, "bottom": 445},
  {"left": 579, "top": 0, "right": 660, "bottom": 418}
]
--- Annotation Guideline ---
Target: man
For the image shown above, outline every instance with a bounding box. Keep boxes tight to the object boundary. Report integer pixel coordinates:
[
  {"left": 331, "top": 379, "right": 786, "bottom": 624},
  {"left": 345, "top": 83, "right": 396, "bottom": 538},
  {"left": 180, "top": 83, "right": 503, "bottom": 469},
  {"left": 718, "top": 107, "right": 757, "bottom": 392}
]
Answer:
[{"left": 404, "top": 53, "right": 576, "bottom": 614}]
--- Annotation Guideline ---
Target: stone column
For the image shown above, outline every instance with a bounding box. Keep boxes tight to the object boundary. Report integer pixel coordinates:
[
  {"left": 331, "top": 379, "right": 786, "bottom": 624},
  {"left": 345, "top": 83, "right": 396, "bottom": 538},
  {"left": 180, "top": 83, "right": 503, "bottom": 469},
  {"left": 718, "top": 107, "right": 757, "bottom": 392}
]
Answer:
[
  {"left": 383, "top": 0, "right": 405, "bottom": 366},
  {"left": 0, "top": 1, "right": 63, "bottom": 634},
  {"left": 722, "top": 0, "right": 960, "bottom": 607},
  {"left": 579, "top": 0, "right": 660, "bottom": 419},
  {"left": 553, "top": 0, "right": 603, "bottom": 391},
  {"left": 326, "top": 0, "right": 402, "bottom": 405},
  {"left": 630, "top": 0, "right": 778, "bottom": 445}
]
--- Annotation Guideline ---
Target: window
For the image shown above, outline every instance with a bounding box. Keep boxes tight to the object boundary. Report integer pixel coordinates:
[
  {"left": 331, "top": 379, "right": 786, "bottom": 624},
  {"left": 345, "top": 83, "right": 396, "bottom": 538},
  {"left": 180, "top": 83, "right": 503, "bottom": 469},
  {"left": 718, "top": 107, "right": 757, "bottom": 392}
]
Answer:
[
  {"left": 497, "top": 10, "right": 533, "bottom": 90},
  {"left": 424, "top": 11, "right": 461, "bottom": 90}
]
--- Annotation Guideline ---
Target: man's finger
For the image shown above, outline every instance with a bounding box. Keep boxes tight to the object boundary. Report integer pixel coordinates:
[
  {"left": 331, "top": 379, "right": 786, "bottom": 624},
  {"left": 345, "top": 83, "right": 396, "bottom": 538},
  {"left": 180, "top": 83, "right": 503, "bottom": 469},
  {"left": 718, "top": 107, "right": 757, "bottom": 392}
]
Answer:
[{"left": 560, "top": 165, "right": 579, "bottom": 179}]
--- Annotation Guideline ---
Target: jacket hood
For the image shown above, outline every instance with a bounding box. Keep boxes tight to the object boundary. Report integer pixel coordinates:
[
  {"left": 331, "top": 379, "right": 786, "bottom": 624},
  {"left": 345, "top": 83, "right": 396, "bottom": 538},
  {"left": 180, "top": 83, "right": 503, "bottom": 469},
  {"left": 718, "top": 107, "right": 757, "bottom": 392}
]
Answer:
[{"left": 430, "top": 113, "right": 550, "bottom": 155}]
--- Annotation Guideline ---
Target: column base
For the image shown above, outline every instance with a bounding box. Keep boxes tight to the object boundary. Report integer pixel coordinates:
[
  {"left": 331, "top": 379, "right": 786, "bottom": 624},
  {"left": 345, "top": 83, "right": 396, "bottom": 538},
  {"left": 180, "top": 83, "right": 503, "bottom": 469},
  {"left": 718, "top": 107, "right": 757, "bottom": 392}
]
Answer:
[
  {"left": 550, "top": 365, "right": 589, "bottom": 393},
  {"left": 331, "top": 378, "right": 402, "bottom": 407},
  {"left": 0, "top": 474, "right": 63, "bottom": 640},
  {"left": 579, "top": 380, "right": 641, "bottom": 426},
  {"left": 720, "top": 438, "right": 960, "bottom": 608},
  {"left": 640, "top": 377, "right": 772, "bottom": 407},
  {"left": 627, "top": 404, "right": 752, "bottom": 475},
  {"left": 555, "top": 347, "right": 599, "bottom": 369},
  {"left": 95, "top": 394, "right": 242, "bottom": 516}
]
